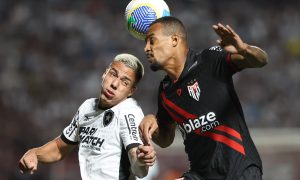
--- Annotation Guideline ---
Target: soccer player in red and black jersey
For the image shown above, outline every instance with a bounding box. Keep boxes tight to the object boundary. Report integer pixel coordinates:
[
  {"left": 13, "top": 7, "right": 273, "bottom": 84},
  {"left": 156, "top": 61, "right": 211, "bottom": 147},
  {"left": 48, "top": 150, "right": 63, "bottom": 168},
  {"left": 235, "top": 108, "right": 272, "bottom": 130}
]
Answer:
[{"left": 139, "top": 16, "right": 268, "bottom": 180}]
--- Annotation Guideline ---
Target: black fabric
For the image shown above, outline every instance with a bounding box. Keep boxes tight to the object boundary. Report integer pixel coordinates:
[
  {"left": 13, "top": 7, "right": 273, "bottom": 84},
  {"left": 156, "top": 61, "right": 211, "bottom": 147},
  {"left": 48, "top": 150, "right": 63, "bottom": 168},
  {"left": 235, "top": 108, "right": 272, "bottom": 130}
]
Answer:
[
  {"left": 119, "top": 146, "right": 131, "bottom": 180},
  {"left": 126, "top": 143, "right": 140, "bottom": 152},
  {"left": 239, "top": 166, "right": 262, "bottom": 180},
  {"left": 181, "top": 171, "right": 205, "bottom": 180},
  {"left": 60, "top": 133, "right": 79, "bottom": 145},
  {"left": 156, "top": 47, "right": 262, "bottom": 179}
]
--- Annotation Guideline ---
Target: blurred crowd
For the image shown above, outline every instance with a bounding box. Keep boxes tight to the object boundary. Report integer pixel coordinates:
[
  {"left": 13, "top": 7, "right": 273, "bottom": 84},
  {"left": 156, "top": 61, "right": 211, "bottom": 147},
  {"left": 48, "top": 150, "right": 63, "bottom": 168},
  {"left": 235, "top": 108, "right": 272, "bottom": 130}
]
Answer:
[{"left": 0, "top": 0, "right": 299, "bottom": 179}]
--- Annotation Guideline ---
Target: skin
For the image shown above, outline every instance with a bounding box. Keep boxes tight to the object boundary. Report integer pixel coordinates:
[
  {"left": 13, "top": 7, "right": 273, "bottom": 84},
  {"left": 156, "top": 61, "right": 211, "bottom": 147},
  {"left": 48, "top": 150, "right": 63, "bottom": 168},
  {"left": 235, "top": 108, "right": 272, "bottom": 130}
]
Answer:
[
  {"left": 19, "top": 61, "right": 156, "bottom": 178},
  {"left": 144, "top": 23, "right": 188, "bottom": 80},
  {"left": 100, "top": 61, "right": 136, "bottom": 109},
  {"left": 141, "top": 22, "right": 268, "bottom": 147},
  {"left": 212, "top": 23, "right": 268, "bottom": 69}
]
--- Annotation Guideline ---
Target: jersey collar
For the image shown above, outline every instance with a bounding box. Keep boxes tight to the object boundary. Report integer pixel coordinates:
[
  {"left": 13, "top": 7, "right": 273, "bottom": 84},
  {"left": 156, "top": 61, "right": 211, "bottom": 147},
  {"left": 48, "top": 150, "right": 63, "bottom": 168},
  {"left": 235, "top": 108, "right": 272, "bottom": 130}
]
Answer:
[{"left": 176, "top": 49, "right": 197, "bottom": 82}]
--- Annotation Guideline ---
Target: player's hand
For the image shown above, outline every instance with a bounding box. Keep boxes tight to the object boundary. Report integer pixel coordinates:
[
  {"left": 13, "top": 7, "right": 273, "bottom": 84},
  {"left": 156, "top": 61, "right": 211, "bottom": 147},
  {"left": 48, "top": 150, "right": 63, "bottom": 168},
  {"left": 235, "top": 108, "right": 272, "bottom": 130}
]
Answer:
[
  {"left": 139, "top": 114, "right": 158, "bottom": 145},
  {"left": 19, "top": 149, "right": 38, "bottom": 174},
  {"left": 136, "top": 144, "right": 156, "bottom": 166},
  {"left": 212, "top": 23, "right": 248, "bottom": 54}
]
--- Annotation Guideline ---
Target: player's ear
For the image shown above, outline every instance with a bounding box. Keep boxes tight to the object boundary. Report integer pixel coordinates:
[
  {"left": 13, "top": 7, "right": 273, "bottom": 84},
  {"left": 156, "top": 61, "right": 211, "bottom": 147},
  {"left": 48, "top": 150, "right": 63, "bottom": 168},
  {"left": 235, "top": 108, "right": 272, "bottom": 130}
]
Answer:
[
  {"left": 171, "top": 34, "right": 179, "bottom": 47},
  {"left": 128, "top": 86, "right": 136, "bottom": 97}
]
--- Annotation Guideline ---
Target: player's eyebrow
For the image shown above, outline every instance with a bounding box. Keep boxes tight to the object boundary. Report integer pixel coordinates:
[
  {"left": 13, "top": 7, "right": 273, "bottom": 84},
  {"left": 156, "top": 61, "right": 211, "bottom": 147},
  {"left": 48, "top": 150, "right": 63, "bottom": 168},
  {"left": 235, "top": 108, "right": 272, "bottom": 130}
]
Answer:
[
  {"left": 111, "top": 67, "right": 134, "bottom": 83},
  {"left": 145, "top": 33, "right": 154, "bottom": 42},
  {"left": 122, "top": 76, "right": 133, "bottom": 82},
  {"left": 110, "top": 67, "right": 118, "bottom": 74}
]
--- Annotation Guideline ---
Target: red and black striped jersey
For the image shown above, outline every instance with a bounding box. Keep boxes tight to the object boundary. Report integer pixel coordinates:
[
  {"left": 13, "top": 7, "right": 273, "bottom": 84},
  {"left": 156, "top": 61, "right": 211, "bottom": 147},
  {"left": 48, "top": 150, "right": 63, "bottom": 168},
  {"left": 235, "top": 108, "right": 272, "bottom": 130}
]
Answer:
[{"left": 156, "top": 47, "right": 262, "bottom": 179}]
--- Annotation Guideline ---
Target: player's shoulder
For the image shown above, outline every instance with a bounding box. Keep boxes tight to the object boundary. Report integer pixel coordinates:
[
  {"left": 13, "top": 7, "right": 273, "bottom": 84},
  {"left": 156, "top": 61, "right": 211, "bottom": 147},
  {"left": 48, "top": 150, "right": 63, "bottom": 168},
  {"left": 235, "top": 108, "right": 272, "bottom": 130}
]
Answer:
[
  {"left": 115, "top": 98, "right": 143, "bottom": 115},
  {"left": 208, "top": 46, "right": 223, "bottom": 52},
  {"left": 198, "top": 46, "right": 229, "bottom": 64},
  {"left": 200, "top": 46, "right": 224, "bottom": 56},
  {"left": 118, "top": 98, "right": 141, "bottom": 109}
]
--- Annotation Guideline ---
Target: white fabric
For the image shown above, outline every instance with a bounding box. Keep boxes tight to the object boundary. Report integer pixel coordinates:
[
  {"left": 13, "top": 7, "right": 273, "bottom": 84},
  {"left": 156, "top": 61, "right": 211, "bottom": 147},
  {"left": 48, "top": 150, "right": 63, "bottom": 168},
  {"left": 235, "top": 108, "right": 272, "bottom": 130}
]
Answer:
[{"left": 62, "top": 98, "right": 144, "bottom": 180}]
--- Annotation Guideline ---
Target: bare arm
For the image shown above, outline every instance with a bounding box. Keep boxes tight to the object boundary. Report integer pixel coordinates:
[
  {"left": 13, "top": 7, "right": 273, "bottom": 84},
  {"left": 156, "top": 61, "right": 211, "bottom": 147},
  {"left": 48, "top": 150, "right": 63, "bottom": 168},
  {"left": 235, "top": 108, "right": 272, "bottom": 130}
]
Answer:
[
  {"left": 128, "top": 144, "right": 156, "bottom": 178},
  {"left": 19, "top": 137, "right": 75, "bottom": 174},
  {"left": 139, "top": 114, "right": 176, "bottom": 148},
  {"left": 213, "top": 23, "right": 268, "bottom": 70}
]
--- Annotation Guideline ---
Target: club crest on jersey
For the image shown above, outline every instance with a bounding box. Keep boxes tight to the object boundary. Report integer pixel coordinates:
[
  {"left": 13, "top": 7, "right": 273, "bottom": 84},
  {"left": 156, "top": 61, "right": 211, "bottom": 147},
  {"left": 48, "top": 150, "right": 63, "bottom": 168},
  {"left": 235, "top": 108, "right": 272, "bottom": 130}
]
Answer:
[
  {"left": 103, "top": 110, "right": 114, "bottom": 127},
  {"left": 187, "top": 81, "right": 201, "bottom": 101}
]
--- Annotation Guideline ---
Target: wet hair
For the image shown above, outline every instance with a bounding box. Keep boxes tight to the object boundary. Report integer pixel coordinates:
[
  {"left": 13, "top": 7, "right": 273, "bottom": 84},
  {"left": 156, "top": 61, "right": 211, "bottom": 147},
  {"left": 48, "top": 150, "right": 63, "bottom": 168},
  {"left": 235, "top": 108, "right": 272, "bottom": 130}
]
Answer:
[
  {"left": 150, "top": 16, "right": 187, "bottom": 41},
  {"left": 113, "top": 53, "right": 144, "bottom": 85}
]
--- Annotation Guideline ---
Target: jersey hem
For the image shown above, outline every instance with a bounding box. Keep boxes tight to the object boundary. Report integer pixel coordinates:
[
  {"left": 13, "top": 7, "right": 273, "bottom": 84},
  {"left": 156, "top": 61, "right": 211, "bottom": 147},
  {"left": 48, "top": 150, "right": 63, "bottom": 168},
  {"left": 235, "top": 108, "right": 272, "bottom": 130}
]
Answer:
[
  {"left": 126, "top": 143, "right": 141, "bottom": 152},
  {"left": 60, "top": 133, "right": 79, "bottom": 145}
]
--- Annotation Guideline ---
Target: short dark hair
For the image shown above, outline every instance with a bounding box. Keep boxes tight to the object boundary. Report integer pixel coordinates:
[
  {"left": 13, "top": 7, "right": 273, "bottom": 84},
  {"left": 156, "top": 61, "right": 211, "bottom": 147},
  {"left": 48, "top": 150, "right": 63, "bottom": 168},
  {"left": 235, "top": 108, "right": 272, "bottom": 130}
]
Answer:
[{"left": 150, "top": 16, "right": 187, "bottom": 41}]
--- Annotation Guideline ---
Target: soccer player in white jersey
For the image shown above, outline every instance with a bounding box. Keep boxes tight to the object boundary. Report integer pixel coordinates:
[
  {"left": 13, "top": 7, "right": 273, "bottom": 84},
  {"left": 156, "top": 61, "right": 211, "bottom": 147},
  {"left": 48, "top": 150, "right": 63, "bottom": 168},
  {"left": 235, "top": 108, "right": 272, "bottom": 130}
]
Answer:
[{"left": 19, "top": 53, "right": 156, "bottom": 179}]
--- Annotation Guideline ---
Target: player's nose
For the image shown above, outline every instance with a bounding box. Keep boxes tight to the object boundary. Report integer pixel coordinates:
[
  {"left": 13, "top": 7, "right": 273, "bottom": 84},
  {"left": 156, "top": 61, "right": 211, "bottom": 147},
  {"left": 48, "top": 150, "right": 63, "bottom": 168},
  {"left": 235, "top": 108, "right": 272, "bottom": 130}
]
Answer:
[
  {"left": 144, "top": 42, "right": 150, "bottom": 52},
  {"left": 111, "top": 78, "right": 119, "bottom": 89}
]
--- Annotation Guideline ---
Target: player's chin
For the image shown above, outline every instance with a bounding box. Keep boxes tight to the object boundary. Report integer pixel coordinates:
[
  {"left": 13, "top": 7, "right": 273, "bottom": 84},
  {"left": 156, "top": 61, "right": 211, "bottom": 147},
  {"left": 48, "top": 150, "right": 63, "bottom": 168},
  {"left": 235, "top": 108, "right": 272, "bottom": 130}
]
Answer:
[
  {"left": 150, "top": 63, "right": 161, "bottom": 71},
  {"left": 100, "top": 96, "right": 115, "bottom": 108}
]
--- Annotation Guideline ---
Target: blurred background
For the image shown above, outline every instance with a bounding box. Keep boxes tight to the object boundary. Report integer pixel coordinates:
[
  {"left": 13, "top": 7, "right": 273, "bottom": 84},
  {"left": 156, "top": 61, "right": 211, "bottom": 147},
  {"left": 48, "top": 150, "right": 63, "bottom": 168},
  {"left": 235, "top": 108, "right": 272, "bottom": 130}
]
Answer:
[{"left": 1, "top": 0, "right": 300, "bottom": 179}]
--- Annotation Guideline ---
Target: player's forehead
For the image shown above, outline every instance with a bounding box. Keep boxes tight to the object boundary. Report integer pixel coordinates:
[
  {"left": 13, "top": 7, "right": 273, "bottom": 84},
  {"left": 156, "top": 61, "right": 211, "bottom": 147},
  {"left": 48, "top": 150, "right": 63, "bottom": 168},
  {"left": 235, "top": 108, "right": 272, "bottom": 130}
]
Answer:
[
  {"left": 145, "top": 23, "right": 164, "bottom": 40},
  {"left": 109, "top": 61, "right": 136, "bottom": 81}
]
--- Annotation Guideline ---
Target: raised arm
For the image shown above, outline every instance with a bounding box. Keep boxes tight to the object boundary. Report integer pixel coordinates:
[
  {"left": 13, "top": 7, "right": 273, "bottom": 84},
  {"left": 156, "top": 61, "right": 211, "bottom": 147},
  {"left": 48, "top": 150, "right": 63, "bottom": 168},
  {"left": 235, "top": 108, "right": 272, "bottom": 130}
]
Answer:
[
  {"left": 19, "top": 137, "right": 75, "bottom": 174},
  {"left": 139, "top": 114, "right": 176, "bottom": 148},
  {"left": 213, "top": 23, "right": 268, "bottom": 70}
]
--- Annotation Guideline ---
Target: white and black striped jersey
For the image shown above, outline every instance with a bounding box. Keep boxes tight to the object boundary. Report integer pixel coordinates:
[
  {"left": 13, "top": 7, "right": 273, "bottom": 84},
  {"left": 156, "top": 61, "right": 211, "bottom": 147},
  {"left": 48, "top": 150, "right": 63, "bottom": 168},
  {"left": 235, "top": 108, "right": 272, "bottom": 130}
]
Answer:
[{"left": 61, "top": 98, "right": 144, "bottom": 180}]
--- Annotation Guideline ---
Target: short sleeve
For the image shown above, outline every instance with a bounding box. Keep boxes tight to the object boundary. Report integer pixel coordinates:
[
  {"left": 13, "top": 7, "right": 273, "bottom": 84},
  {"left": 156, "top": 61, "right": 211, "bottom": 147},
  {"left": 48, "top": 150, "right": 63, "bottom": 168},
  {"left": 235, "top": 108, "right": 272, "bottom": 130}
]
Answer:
[
  {"left": 119, "top": 107, "right": 144, "bottom": 151},
  {"left": 201, "top": 46, "right": 240, "bottom": 77},
  {"left": 61, "top": 110, "right": 80, "bottom": 145},
  {"left": 61, "top": 99, "right": 95, "bottom": 145}
]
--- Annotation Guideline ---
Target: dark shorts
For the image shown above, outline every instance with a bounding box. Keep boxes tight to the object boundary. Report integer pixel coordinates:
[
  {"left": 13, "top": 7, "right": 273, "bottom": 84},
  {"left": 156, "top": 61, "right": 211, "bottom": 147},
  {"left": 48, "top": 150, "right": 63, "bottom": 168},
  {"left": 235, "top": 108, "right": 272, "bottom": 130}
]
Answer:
[{"left": 180, "top": 166, "right": 262, "bottom": 180}]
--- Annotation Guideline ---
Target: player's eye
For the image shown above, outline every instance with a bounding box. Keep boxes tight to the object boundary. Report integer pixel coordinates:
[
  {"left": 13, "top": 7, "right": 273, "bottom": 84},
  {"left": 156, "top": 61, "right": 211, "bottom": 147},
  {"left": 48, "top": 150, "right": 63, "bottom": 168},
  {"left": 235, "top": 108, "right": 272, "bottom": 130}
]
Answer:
[
  {"left": 149, "top": 38, "right": 154, "bottom": 45},
  {"left": 122, "top": 80, "right": 130, "bottom": 87},
  {"left": 109, "top": 70, "right": 117, "bottom": 77}
]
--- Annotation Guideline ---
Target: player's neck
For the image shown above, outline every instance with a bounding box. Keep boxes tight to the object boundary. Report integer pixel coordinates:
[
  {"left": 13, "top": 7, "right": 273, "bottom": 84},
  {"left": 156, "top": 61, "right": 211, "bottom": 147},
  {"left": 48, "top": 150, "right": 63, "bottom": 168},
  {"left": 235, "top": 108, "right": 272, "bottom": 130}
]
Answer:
[
  {"left": 165, "top": 48, "right": 188, "bottom": 81},
  {"left": 165, "top": 63, "right": 184, "bottom": 81},
  {"left": 97, "top": 99, "right": 110, "bottom": 110}
]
